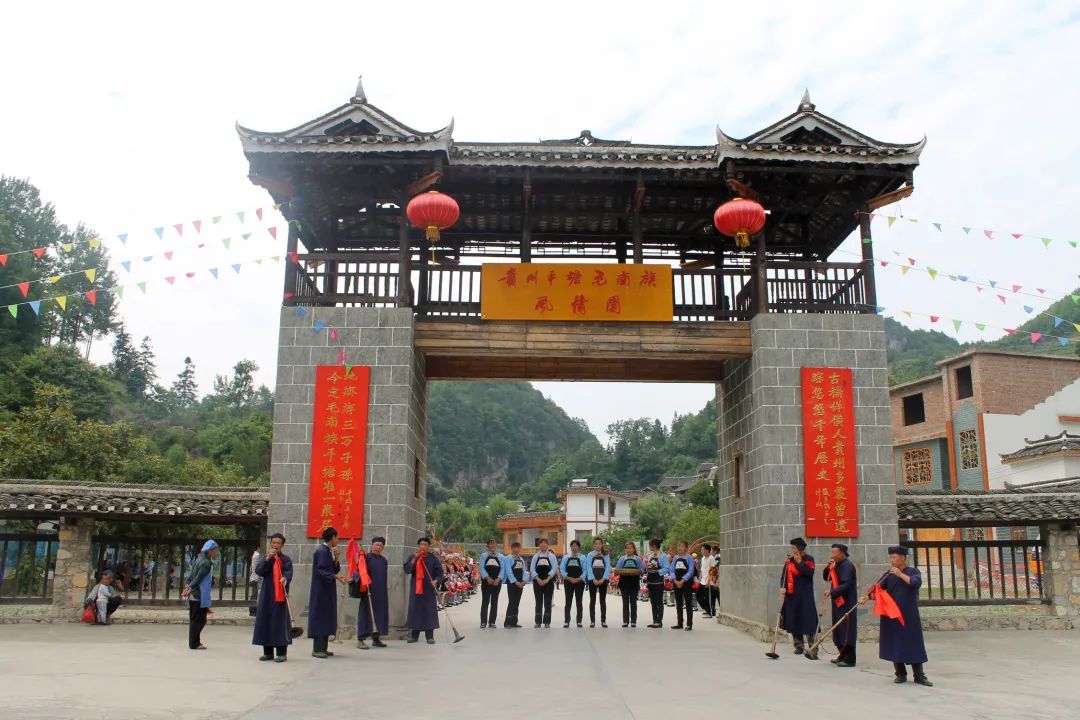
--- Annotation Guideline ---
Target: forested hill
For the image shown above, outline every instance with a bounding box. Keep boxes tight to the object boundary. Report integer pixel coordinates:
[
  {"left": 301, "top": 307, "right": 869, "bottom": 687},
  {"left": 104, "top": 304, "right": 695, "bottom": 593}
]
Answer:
[{"left": 426, "top": 382, "right": 593, "bottom": 504}]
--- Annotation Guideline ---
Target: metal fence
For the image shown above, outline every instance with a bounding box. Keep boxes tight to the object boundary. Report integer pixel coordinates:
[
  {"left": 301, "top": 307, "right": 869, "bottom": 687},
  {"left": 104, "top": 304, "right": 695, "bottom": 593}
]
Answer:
[
  {"left": 0, "top": 533, "right": 59, "bottom": 603},
  {"left": 901, "top": 538, "right": 1048, "bottom": 606},
  {"left": 90, "top": 536, "right": 258, "bottom": 607}
]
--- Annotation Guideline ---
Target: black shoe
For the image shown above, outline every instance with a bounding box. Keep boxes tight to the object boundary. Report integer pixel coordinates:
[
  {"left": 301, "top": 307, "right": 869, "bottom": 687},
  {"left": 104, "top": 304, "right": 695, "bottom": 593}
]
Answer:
[
  {"left": 480, "top": 623, "right": 487, "bottom": 629},
  {"left": 670, "top": 624, "right": 683, "bottom": 630},
  {"left": 589, "top": 623, "right": 595, "bottom": 628},
  {"left": 794, "top": 647, "right": 804, "bottom": 656},
  {"left": 563, "top": 623, "right": 570, "bottom": 628},
  {"left": 577, "top": 623, "right": 583, "bottom": 628},
  {"left": 406, "top": 637, "right": 419, "bottom": 644},
  {"left": 836, "top": 660, "right": 855, "bottom": 668},
  {"left": 914, "top": 676, "right": 933, "bottom": 687},
  {"left": 544, "top": 623, "right": 550, "bottom": 628},
  {"left": 312, "top": 651, "right": 329, "bottom": 658},
  {"left": 830, "top": 657, "right": 843, "bottom": 664},
  {"left": 259, "top": 655, "right": 274, "bottom": 662},
  {"left": 622, "top": 623, "right": 629, "bottom": 628},
  {"left": 631, "top": 623, "right": 636, "bottom": 628},
  {"left": 372, "top": 639, "right": 388, "bottom": 648},
  {"left": 274, "top": 656, "right": 286, "bottom": 663},
  {"left": 325, "top": 651, "right": 334, "bottom": 657},
  {"left": 488, "top": 625, "right": 496, "bottom": 629},
  {"left": 685, "top": 626, "right": 692, "bottom": 631},
  {"left": 534, "top": 623, "right": 541, "bottom": 628},
  {"left": 806, "top": 652, "right": 819, "bottom": 661},
  {"left": 894, "top": 676, "right": 908, "bottom": 684},
  {"left": 426, "top": 638, "right": 436, "bottom": 645}
]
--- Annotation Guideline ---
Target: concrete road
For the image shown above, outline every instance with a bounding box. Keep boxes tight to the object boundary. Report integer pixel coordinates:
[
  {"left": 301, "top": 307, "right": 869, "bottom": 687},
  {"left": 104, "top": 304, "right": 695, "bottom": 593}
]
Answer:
[{"left": 0, "top": 589, "right": 1074, "bottom": 720}]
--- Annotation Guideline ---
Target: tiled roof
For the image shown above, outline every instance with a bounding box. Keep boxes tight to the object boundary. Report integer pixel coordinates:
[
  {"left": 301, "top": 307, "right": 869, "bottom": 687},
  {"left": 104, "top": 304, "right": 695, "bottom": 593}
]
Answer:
[
  {"left": 496, "top": 510, "right": 562, "bottom": 524},
  {"left": 0, "top": 479, "right": 268, "bottom": 521},
  {"left": 1000, "top": 431, "right": 1080, "bottom": 463},
  {"left": 897, "top": 483, "right": 1080, "bottom": 525}
]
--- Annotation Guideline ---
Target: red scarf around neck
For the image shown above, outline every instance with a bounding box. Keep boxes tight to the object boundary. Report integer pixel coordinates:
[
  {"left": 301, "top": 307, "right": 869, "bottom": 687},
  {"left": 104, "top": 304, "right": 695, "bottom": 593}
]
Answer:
[
  {"left": 785, "top": 559, "right": 798, "bottom": 594},
  {"left": 414, "top": 551, "right": 427, "bottom": 595},
  {"left": 829, "top": 561, "right": 846, "bottom": 607},
  {"left": 272, "top": 554, "right": 285, "bottom": 603},
  {"left": 346, "top": 540, "right": 372, "bottom": 590}
]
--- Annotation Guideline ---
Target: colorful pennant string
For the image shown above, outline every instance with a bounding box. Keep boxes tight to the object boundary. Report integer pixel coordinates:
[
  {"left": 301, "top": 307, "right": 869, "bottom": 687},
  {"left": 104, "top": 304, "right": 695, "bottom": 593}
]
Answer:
[{"left": 861, "top": 211, "right": 1072, "bottom": 252}]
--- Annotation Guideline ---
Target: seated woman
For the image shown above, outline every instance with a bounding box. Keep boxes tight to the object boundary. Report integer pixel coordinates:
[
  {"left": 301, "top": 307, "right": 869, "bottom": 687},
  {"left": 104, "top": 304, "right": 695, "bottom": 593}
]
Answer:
[{"left": 86, "top": 569, "right": 123, "bottom": 625}]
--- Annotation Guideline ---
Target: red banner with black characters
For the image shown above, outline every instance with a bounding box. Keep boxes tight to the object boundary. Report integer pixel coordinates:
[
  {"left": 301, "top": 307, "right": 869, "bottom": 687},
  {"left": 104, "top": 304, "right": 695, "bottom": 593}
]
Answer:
[
  {"left": 306, "top": 365, "right": 370, "bottom": 539},
  {"left": 801, "top": 367, "right": 859, "bottom": 537}
]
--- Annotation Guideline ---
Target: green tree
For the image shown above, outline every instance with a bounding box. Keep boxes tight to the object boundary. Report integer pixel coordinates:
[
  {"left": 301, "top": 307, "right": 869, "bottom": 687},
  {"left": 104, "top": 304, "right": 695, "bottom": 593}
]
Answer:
[
  {"left": 664, "top": 506, "right": 720, "bottom": 550},
  {"left": 684, "top": 479, "right": 719, "bottom": 508},
  {"left": 171, "top": 357, "right": 198, "bottom": 407},
  {"left": 0, "top": 344, "right": 122, "bottom": 421},
  {"left": 607, "top": 418, "right": 668, "bottom": 488},
  {"left": 428, "top": 499, "right": 474, "bottom": 542},
  {"left": 212, "top": 359, "right": 260, "bottom": 409},
  {"left": 629, "top": 492, "right": 681, "bottom": 540},
  {"left": 597, "top": 523, "right": 641, "bottom": 553},
  {"left": 468, "top": 494, "right": 518, "bottom": 543},
  {"left": 110, "top": 324, "right": 151, "bottom": 397}
]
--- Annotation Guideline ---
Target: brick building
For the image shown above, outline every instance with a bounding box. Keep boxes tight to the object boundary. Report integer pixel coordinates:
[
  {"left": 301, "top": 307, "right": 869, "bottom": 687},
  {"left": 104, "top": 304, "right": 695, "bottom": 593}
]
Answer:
[{"left": 891, "top": 350, "right": 1080, "bottom": 493}]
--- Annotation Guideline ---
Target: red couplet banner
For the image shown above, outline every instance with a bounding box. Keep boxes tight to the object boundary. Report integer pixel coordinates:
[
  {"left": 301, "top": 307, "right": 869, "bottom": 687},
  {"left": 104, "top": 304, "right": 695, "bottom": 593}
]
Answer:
[
  {"left": 306, "top": 365, "right": 370, "bottom": 539},
  {"left": 801, "top": 367, "right": 859, "bottom": 538}
]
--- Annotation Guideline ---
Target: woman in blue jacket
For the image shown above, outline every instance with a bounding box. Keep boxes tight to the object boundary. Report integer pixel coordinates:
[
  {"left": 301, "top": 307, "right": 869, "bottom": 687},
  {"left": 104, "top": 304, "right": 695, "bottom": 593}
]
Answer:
[
  {"left": 559, "top": 539, "right": 587, "bottom": 628},
  {"left": 614, "top": 542, "right": 645, "bottom": 628},
  {"left": 585, "top": 537, "right": 611, "bottom": 628}
]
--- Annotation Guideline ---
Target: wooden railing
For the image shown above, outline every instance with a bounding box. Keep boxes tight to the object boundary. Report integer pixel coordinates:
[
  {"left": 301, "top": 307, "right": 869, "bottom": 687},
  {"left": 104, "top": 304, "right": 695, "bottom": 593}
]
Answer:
[{"left": 285, "top": 257, "right": 876, "bottom": 320}]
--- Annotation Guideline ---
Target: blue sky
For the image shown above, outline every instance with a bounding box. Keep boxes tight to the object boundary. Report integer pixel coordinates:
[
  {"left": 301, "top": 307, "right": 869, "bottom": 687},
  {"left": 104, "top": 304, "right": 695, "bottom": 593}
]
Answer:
[{"left": 1, "top": 1, "right": 1078, "bottom": 440}]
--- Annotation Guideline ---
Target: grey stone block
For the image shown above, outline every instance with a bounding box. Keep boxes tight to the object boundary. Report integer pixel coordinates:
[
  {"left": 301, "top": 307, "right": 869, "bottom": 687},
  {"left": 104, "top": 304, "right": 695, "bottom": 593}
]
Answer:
[
  {"left": 775, "top": 329, "right": 808, "bottom": 349},
  {"left": 346, "top": 308, "right": 381, "bottom": 327},
  {"left": 278, "top": 346, "right": 311, "bottom": 366},
  {"left": 360, "top": 327, "right": 394, "bottom": 348},
  {"left": 374, "top": 384, "right": 409, "bottom": 405},
  {"left": 823, "top": 349, "right": 858, "bottom": 368},
  {"left": 378, "top": 308, "right": 415, "bottom": 328},
  {"left": 276, "top": 384, "right": 313, "bottom": 405},
  {"left": 377, "top": 346, "right": 412, "bottom": 367},
  {"left": 788, "top": 314, "right": 824, "bottom": 330},
  {"left": 790, "top": 348, "right": 827, "bottom": 368},
  {"left": 806, "top": 329, "right": 840, "bottom": 349}
]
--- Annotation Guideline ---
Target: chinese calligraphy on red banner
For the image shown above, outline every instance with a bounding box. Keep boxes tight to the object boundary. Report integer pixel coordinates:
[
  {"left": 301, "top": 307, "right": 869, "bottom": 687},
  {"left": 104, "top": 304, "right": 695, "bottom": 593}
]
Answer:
[
  {"left": 480, "top": 263, "right": 674, "bottom": 321},
  {"left": 306, "top": 365, "right": 370, "bottom": 539},
  {"left": 801, "top": 367, "right": 859, "bottom": 537}
]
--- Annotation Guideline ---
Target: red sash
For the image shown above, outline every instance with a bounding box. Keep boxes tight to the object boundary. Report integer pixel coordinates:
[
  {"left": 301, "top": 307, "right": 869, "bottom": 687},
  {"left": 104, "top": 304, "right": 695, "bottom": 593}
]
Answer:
[
  {"left": 829, "top": 563, "right": 846, "bottom": 608},
  {"left": 785, "top": 559, "right": 798, "bottom": 594},
  {"left": 414, "top": 552, "right": 427, "bottom": 596},
  {"left": 272, "top": 555, "right": 285, "bottom": 603}
]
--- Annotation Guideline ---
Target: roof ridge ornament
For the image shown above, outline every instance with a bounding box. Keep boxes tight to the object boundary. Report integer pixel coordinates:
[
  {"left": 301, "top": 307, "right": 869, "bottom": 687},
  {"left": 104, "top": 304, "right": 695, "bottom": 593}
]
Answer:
[
  {"left": 351, "top": 75, "right": 367, "bottom": 104},
  {"left": 799, "top": 89, "right": 815, "bottom": 112}
]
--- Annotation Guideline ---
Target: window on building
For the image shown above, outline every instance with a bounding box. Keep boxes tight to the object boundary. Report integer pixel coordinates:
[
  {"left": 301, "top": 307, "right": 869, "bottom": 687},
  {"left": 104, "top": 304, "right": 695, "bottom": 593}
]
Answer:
[
  {"left": 575, "top": 530, "right": 591, "bottom": 545},
  {"left": 966, "top": 527, "right": 986, "bottom": 541},
  {"left": 413, "top": 455, "right": 422, "bottom": 499},
  {"left": 598, "top": 498, "right": 606, "bottom": 515},
  {"left": 901, "top": 447, "right": 933, "bottom": 486},
  {"left": 902, "top": 394, "right": 926, "bottom": 426},
  {"left": 733, "top": 454, "right": 748, "bottom": 499},
  {"left": 508, "top": 533, "right": 518, "bottom": 544},
  {"left": 548, "top": 532, "right": 558, "bottom": 545},
  {"left": 959, "top": 429, "right": 980, "bottom": 470},
  {"left": 609, "top": 501, "right": 617, "bottom": 516},
  {"left": 1009, "top": 527, "right": 1028, "bottom": 541},
  {"left": 955, "top": 365, "right": 973, "bottom": 400}
]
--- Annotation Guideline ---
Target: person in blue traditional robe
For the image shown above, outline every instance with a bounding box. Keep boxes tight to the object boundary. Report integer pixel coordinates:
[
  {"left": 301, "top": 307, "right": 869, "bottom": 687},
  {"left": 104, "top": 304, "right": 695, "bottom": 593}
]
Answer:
[
  {"left": 878, "top": 546, "right": 932, "bottom": 686},
  {"left": 560, "top": 539, "right": 587, "bottom": 628},
  {"left": 308, "top": 527, "right": 343, "bottom": 659},
  {"left": 404, "top": 536, "right": 444, "bottom": 644},
  {"left": 780, "top": 537, "right": 819, "bottom": 658},
  {"left": 478, "top": 538, "right": 504, "bottom": 629},
  {"left": 530, "top": 538, "right": 559, "bottom": 628},
  {"left": 644, "top": 539, "right": 668, "bottom": 628},
  {"left": 585, "top": 537, "right": 611, "bottom": 628},
  {"left": 181, "top": 540, "right": 219, "bottom": 650},
  {"left": 356, "top": 536, "right": 390, "bottom": 649},
  {"left": 252, "top": 533, "right": 293, "bottom": 662},
  {"left": 500, "top": 542, "right": 530, "bottom": 628},
  {"left": 822, "top": 543, "right": 858, "bottom": 667},
  {"left": 669, "top": 540, "right": 696, "bottom": 631}
]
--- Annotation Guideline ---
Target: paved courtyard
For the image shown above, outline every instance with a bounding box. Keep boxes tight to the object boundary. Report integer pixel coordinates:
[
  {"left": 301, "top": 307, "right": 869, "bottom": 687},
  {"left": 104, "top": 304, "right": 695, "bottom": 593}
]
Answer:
[{"left": 0, "top": 591, "right": 1075, "bottom": 720}]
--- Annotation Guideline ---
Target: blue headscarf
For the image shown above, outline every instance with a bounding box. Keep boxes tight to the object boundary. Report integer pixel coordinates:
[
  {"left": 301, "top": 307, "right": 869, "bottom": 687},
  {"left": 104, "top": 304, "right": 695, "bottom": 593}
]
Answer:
[{"left": 201, "top": 539, "right": 219, "bottom": 553}]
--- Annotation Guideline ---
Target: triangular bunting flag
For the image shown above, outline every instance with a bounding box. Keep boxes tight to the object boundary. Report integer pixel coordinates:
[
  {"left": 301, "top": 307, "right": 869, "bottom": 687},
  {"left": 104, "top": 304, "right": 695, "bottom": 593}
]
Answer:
[
  {"left": 48, "top": 275, "right": 61, "bottom": 284},
  {"left": 296, "top": 306, "right": 308, "bottom": 316},
  {"left": 975, "top": 323, "right": 986, "bottom": 331},
  {"left": 927, "top": 268, "right": 938, "bottom": 280},
  {"left": 887, "top": 216, "right": 896, "bottom": 227},
  {"left": 212, "top": 216, "right": 222, "bottom": 224},
  {"left": 961, "top": 227, "right": 972, "bottom": 234},
  {"left": 256, "top": 208, "right": 264, "bottom": 221},
  {"left": 337, "top": 350, "right": 347, "bottom": 363},
  {"left": 270, "top": 255, "right": 281, "bottom": 263},
  {"left": 958, "top": 275, "right": 969, "bottom": 282},
  {"left": 121, "top": 261, "right": 131, "bottom": 272},
  {"left": 137, "top": 281, "right": 148, "bottom": 293},
  {"left": 1041, "top": 237, "right": 1051, "bottom": 248},
  {"left": 89, "top": 238, "right": 101, "bottom": 249},
  {"left": 0, "top": 254, "right": 6, "bottom": 266},
  {"left": 164, "top": 251, "right": 174, "bottom": 261},
  {"left": 932, "top": 223, "right": 942, "bottom": 232},
  {"left": 255, "top": 258, "right": 264, "bottom": 265},
  {"left": 892, "top": 250, "right": 900, "bottom": 256},
  {"left": 268, "top": 227, "right": 278, "bottom": 240},
  {"left": 1011, "top": 233, "right": 1023, "bottom": 240},
  {"left": 1073, "top": 295, "right": 1080, "bottom": 304},
  {"left": 288, "top": 251, "right": 299, "bottom": 264},
  {"left": 1022, "top": 306, "right": 1033, "bottom": 313},
  {"left": 62, "top": 242, "right": 73, "bottom": 252},
  {"left": 874, "top": 306, "right": 886, "bottom": 314},
  {"left": 989, "top": 280, "right": 998, "bottom": 288},
  {"left": 32, "top": 247, "right": 46, "bottom": 258},
  {"left": 330, "top": 329, "right": 339, "bottom": 340},
  {"left": 165, "top": 276, "right": 176, "bottom": 285},
  {"left": 143, "top": 255, "right": 153, "bottom": 262},
  {"left": 85, "top": 268, "right": 96, "bottom": 282},
  {"left": 273, "top": 203, "right": 282, "bottom": 211},
  {"left": 313, "top": 320, "right": 326, "bottom": 333},
  {"left": 289, "top": 219, "right": 303, "bottom": 232},
  {"left": 909, "top": 218, "right": 919, "bottom": 223},
  {"left": 929, "top": 316, "right": 939, "bottom": 323},
  {"left": 237, "top": 211, "right": 246, "bottom": 223},
  {"left": 284, "top": 292, "right": 295, "bottom": 300},
  {"left": 900, "top": 266, "right": 910, "bottom": 275},
  {"left": 953, "top": 320, "right": 962, "bottom": 331},
  {"left": 868, "top": 213, "right": 876, "bottom": 220},
  {"left": 1030, "top": 332, "right": 1041, "bottom": 344},
  {"left": 209, "top": 268, "right": 219, "bottom": 279},
  {"left": 1012, "top": 284, "right": 1022, "bottom": 293},
  {"left": 6, "top": 305, "right": 15, "bottom": 318},
  {"left": 115, "top": 286, "right": 125, "bottom": 299},
  {"left": 976, "top": 287, "right": 983, "bottom": 293},
  {"left": 947, "top": 274, "right": 957, "bottom": 282},
  {"left": 902, "top": 311, "right": 912, "bottom": 318},
  {"left": 197, "top": 243, "right": 205, "bottom": 248},
  {"left": 18, "top": 282, "right": 30, "bottom": 297},
  {"left": 185, "top": 271, "right": 196, "bottom": 278},
  {"left": 154, "top": 227, "right": 164, "bottom": 239},
  {"left": 86, "top": 290, "right": 97, "bottom": 306},
  {"left": 1053, "top": 316, "right": 1064, "bottom": 327},
  {"left": 997, "top": 295, "right": 1007, "bottom": 304},
  {"left": 174, "top": 223, "right": 184, "bottom": 236},
  {"left": 983, "top": 230, "right": 993, "bottom": 239},
  {"left": 242, "top": 233, "right": 252, "bottom": 241},
  {"left": 193, "top": 220, "right": 202, "bottom": 234},
  {"left": 1037, "top": 288, "right": 1045, "bottom": 294},
  {"left": 1070, "top": 241, "right": 1077, "bottom": 249},
  {"left": 1004, "top": 328, "right": 1016, "bottom": 335},
  {"left": 29, "top": 300, "right": 41, "bottom": 315},
  {"left": 1059, "top": 336, "right": 1070, "bottom": 347},
  {"left": 880, "top": 260, "right": 889, "bottom": 267},
  {"left": 231, "top": 263, "right": 242, "bottom": 274},
  {"left": 908, "top": 257, "right": 916, "bottom": 265},
  {"left": 118, "top": 233, "right": 128, "bottom": 244},
  {"left": 344, "top": 364, "right": 354, "bottom": 376},
  {"left": 222, "top": 238, "right": 231, "bottom": 249}
]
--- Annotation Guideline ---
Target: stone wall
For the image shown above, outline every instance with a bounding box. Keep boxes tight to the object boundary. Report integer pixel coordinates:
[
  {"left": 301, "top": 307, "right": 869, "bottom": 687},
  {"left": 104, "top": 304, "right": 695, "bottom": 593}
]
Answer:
[
  {"left": 49, "top": 517, "right": 94, "bottom": 619},
  {"left": 716, "top": 313, "right": 898, "bottom": 636},
  {"left": 269, "top": 306, "right": 428, "bottom": 631},
  {"left": 1045, "top": 524, "right": 1080, "bottom": 620}
]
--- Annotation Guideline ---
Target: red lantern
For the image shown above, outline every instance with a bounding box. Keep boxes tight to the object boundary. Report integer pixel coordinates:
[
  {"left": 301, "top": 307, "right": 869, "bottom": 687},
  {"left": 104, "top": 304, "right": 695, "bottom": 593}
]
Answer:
[
  {"left": 406, "top": 190, "right": 460, "bottom": 242},
  {"left": 713, "top": 197, "right": 766, "bottom": 249}
]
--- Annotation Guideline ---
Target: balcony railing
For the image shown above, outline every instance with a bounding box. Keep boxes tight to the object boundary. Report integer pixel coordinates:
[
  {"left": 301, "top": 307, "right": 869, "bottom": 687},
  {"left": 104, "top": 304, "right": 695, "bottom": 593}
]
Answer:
[{"left": 285, "top": 253, "right": 876, "bottom": 321}]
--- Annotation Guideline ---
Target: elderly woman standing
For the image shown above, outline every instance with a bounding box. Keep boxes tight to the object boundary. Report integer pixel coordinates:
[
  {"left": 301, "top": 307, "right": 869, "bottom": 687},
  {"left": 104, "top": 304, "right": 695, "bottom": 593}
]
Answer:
[{"left": 182, "top": 540, "right": 219, "bottom": 650}]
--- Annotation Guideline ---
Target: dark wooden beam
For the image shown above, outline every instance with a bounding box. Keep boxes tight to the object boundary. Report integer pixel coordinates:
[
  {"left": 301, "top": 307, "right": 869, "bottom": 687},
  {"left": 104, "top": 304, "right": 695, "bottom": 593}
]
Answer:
[
  {"left": 521, "top": 169, "right": 532, "bottom": 263},
  {"left": 859, "top": 201, "right": 877, "bottom": 310},
  {"left": 867, "top": 184, "right": 914, "bottom": 211},
  {"left": 404, "top": 169, "right": 443, "bottom": 196},
  {"left": 248, "top": 173, "right": 294, "bottom": 199},
  {"left": 632, "top": 174, "right": 645, "bottom": 264}
]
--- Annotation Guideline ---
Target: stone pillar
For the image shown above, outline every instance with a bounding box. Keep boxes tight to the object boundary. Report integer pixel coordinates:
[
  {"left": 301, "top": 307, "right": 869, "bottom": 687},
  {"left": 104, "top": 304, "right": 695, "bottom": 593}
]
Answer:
[
  {"left": 50, "top": 517, "right": 95, "bottom": 619},
  {"left": 715, "top": 314, "right": 898, "bottom": 639},
  {"left": 1043, "top": 524, "right": 1080, "bottom": 621},
  {"left": 269, "top": 306, "right": 428, "bottom": 634}
]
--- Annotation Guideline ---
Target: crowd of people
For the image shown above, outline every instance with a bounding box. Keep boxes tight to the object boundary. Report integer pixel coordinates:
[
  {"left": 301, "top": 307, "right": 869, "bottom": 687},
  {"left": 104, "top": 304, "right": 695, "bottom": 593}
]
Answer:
[{"left": 87, "top": 527, "right": 932, "bottom": 687}]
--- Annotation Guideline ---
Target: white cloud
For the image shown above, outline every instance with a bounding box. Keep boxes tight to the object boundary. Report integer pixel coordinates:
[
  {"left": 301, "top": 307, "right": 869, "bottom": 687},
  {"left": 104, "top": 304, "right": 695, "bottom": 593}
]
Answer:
[{"left": 2, "top": 1, "right": 1078, "bottom": 437}]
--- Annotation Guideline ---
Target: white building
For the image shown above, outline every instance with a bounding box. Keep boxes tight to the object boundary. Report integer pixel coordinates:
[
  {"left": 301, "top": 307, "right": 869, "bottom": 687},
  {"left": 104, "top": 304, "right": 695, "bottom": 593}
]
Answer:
[
  {"left": 559, "top": 479, "right": 637, "bottom": 550},
  {"left": 984, "top": 377, "right": 1080, "bottom": 488}
]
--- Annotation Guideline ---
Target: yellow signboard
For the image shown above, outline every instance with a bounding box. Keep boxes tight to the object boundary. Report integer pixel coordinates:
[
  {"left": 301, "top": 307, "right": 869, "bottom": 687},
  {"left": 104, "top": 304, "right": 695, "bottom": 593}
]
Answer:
[{"left": 480, "top": 263, "right": 673, "bottom": 322}]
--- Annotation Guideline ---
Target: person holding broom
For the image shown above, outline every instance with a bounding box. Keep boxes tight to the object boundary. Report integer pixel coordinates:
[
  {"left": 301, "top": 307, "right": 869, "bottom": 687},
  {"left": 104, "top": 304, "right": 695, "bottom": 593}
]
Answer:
[
  {"left": 779, "top": 537, "right": 818, "bottom": 658},
  {"left": 822, "top": 543, "right": 858, "bottom": 667}
]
